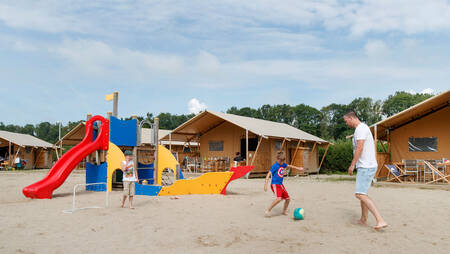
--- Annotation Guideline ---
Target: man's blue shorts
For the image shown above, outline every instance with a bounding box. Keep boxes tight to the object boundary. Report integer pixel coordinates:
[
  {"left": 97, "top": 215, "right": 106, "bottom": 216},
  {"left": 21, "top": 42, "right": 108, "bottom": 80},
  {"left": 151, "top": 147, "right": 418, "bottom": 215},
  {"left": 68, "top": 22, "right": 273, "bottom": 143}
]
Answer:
[{"left": 355, "top": 167, "right": 377, "bottom": 195}]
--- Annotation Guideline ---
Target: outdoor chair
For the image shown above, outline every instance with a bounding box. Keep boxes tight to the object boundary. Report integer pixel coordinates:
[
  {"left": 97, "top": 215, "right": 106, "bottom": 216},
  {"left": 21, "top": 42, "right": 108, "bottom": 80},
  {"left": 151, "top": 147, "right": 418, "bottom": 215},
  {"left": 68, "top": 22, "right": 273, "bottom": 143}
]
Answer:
[
  {"left": 403, "top": 159, "right": 419, "bottom": 181},
  {"left": 424, "top": 161, "right": 450, "bottom": 184},
  {"left": 385, "top": 164, "right": 409, "bottom": 183}
]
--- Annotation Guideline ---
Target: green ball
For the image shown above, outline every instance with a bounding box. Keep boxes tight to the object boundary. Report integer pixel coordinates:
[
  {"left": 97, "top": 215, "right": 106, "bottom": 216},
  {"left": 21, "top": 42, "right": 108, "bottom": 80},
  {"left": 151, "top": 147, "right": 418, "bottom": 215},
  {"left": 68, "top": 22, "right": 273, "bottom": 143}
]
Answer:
[{"left": 293, "top": 208, "right": 304, "bottom": 220}]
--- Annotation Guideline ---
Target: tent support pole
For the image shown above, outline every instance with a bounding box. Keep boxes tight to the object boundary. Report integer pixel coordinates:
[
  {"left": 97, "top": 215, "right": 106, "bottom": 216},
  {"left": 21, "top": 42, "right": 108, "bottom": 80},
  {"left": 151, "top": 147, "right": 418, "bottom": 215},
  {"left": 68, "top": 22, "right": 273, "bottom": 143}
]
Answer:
[
  {"left": 318, "top": 143, "right": 330, "bottom": 172},
  {"left": 245, "top": 129, "right": 249, "bottom": 166},
  {"left": 8, "top": 141, "right": 11, "bottom": 167},
  {"left": 290, "top": 140, "right": 302, "bottom": 165},
  {"left": 251, "top": 136, "right": 263, "bottom": 166},
  {"left": 280, "top": 138, "right": 286, "bottom": 151}
]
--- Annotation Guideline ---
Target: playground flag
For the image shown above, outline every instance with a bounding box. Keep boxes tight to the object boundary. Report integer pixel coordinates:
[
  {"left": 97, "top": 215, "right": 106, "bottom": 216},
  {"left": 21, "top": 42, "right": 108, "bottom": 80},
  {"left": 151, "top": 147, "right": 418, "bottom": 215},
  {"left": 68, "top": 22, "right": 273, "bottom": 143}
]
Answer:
[{"left": 105, "top": 93, "right": 114, "bottom": 101}]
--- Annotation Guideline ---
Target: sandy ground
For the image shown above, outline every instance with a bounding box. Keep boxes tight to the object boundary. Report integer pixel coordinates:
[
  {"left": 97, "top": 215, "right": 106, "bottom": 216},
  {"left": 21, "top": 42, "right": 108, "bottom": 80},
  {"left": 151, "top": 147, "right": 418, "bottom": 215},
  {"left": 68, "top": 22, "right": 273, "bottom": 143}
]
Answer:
[{"left": 1, "top": 170, "right": 449, "bottom": 254}]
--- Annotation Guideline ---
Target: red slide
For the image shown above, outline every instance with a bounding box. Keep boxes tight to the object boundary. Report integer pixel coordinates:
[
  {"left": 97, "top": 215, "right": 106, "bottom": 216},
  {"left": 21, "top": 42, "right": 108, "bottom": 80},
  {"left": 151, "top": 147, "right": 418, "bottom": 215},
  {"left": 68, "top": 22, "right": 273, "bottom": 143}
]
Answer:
[{"left": 22, "top": 116, "right": 109, "bottom": 199}]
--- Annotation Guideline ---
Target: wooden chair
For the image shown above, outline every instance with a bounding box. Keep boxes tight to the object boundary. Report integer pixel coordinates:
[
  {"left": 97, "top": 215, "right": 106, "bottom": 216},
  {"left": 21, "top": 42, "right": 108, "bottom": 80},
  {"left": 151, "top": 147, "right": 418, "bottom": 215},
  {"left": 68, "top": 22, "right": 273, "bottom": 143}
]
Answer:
[
  {"left": 424, "top": 161, "right": 450, "bottom": 184},
  {"left": 385, "top": 164, "right": 409, "bottom": 183}
]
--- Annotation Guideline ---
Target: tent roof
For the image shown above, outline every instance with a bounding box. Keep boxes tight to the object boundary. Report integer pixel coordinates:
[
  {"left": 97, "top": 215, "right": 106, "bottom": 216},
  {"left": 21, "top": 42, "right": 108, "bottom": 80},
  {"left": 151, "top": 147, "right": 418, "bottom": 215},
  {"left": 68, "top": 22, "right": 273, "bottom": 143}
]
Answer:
[
  {"left": 56, "top": 122, "right": 86, "bottom": 146},
  {"left": 372, "top": 90, "right": 450, "bottom": 140},
  {"left": 161, "top": 110, "right": 328, "bottom": 143},
  {"left": 0, "top": 130, "right": 54, "bottom": 148}
]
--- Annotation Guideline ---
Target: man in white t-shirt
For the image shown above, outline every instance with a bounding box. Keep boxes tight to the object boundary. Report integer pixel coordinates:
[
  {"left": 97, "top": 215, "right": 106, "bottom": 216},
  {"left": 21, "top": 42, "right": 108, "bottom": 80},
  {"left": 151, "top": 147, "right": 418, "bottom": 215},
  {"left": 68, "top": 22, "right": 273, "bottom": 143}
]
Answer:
[
  {"left": 344, "top": 111, "right": 388, "bottom": 230},
  {"left": 121, "top": 150, "right": 139, "bottom": 209}
]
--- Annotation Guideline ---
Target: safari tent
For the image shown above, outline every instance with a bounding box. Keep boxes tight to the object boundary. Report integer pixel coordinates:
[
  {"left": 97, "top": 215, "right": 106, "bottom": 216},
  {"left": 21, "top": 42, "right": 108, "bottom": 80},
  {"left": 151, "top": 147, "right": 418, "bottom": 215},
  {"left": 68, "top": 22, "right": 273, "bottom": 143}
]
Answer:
[
  {"left": 161, "top": 110, "right": 330, "bottom": 176},
  {"left": 0, "top": 130, "right": 54, "bottom": 169},
  {"left": 372, "top": 90, "right": 450, "bottom": 179},
  {"left": 141, "top": 128, "right": 199, "bottom": 164}
]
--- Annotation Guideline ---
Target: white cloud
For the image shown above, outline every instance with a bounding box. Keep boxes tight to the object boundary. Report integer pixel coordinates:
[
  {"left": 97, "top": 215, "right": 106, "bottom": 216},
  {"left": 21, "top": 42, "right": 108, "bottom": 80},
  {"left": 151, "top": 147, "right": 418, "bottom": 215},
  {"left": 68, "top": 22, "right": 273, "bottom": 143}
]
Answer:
[
  {"left": 188, "top": 98, "right": 207, "bottom": 114},
  {"left": 196, "top": 51, "right": 221, "bottom": 73},
  {"left": 12, "top": 40, "right": 37, "bottom": 52},
  {"left": 408, "top": 88, "right": 435, "bottom": 94},
  {"left": 0, "top": 3, "right": 80, "bottom": 33},
  {"left": 364, "top": 40, "right": 388, "bottom": 57},
  {"left": 53, "top": 39, "right": 184, "bottom": 76},
  {"left": 421, "top": 88, "right": 435, "bottom": 94}
]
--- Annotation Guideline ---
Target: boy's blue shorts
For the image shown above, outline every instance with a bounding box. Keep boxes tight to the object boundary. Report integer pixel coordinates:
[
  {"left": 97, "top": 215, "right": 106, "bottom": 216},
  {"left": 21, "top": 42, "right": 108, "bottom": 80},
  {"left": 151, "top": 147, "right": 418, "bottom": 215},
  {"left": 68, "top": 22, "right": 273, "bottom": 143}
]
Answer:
[{"left": 355, "top": 167, "right": 377, "bottom": 195}]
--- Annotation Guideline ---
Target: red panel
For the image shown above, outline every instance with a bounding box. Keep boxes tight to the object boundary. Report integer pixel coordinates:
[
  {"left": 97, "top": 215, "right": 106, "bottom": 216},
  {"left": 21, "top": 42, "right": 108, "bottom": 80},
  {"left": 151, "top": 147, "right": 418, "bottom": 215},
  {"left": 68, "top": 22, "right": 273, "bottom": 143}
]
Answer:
[{"left": 220, "top": 166, "right": 254, "bottom": 195}]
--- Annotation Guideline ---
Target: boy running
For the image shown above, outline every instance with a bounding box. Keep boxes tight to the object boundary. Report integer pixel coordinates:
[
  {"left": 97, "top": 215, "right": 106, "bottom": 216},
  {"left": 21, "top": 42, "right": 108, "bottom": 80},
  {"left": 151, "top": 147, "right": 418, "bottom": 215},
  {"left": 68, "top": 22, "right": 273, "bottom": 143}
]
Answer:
[{"left": 264, "top": 151, "right": 304, "bottom": 217}]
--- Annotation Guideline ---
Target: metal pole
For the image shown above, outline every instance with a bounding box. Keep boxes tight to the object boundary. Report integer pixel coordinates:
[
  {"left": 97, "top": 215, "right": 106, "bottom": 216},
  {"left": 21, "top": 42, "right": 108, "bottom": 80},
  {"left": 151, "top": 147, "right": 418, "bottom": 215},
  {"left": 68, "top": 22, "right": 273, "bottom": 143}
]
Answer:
[
  {"left": 154, "top": 118, "right": 159, "bottom": 185},
  {"left": 113, "top": 91, "right": 118, "bottom": 118},
  {"left": 246, "top": 129, "right": 249, "bottom": 166}
]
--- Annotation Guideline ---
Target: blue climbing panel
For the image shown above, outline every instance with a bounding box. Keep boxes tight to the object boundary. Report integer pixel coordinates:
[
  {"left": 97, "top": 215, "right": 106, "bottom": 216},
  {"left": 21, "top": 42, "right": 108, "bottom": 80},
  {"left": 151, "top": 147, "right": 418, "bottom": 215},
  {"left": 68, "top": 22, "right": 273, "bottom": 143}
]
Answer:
[
  {"left": 109, "top": 116, "right": 137, "bottom": 147},
  {"left": 86, "top": 162, "right": 107, "bottom": 191}
]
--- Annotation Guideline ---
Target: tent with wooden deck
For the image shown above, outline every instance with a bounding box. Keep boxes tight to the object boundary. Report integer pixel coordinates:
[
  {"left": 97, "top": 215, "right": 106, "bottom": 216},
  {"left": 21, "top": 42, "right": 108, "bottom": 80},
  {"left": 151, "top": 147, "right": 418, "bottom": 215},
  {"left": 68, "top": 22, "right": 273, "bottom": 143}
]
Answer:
[
  {"left": 372, "top": 90, "right": 450, "bottom": 179},
  {"left": 0, "top": 130, "right": 54, "bottom": 169},
  {"left": 161, "top": 110, "right": 330, "bottom": 176}
]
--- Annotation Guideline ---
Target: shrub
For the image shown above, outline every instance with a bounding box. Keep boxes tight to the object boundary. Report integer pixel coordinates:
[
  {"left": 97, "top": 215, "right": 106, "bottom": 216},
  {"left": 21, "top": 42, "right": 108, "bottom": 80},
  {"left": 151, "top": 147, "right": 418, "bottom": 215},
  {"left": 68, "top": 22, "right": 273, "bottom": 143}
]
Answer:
[{"left": 318, "top": 140, "right": 353, "bottom": 173}]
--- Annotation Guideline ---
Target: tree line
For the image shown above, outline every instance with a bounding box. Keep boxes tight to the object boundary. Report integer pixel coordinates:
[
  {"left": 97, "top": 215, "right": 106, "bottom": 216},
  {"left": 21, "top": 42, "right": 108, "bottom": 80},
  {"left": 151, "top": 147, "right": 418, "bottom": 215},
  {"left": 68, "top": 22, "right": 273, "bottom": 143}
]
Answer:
[{"left": 0, "top": 91, "right": 433, "bottom": 146}]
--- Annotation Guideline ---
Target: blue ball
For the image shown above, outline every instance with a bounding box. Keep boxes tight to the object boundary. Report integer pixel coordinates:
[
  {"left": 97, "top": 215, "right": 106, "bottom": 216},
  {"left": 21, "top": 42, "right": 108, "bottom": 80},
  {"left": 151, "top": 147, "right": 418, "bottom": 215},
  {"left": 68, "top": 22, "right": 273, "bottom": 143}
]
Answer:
[{"left": 293, "top": 208, "right": 305, "bottom": 220}]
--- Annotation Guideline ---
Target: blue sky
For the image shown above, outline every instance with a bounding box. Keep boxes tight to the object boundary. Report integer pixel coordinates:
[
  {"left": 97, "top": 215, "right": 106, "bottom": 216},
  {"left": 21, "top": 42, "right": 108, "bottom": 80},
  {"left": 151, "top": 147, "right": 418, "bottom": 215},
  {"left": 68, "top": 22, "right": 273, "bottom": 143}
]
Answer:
[{"left": 1, "top": 0, "right": 449, "bottom": 125}]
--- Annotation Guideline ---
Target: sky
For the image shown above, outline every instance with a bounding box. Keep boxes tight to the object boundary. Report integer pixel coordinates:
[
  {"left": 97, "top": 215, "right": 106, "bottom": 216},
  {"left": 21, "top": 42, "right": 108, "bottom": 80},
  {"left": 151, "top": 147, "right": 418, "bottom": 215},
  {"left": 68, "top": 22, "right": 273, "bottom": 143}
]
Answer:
[{"left": 0, "top": 0, "right": 449, "bottom": 125}]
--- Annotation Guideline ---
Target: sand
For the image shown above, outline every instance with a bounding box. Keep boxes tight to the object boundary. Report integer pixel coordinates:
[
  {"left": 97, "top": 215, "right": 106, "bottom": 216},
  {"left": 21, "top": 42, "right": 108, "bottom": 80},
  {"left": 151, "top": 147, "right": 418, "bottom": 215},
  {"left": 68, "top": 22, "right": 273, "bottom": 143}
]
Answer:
[{"left": 1, "top": 170, "right": 449, "bottom": 254}]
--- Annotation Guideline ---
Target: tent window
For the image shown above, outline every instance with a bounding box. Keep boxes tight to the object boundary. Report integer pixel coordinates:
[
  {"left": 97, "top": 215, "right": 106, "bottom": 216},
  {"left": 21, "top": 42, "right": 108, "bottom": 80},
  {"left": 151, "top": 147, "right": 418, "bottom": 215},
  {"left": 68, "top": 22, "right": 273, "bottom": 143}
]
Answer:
[
  {"left": 408, "top": 137, "right": 437, "bottom": 152},
  {"left": 209, "top": 141, "right": 224, "bottom": 151}
]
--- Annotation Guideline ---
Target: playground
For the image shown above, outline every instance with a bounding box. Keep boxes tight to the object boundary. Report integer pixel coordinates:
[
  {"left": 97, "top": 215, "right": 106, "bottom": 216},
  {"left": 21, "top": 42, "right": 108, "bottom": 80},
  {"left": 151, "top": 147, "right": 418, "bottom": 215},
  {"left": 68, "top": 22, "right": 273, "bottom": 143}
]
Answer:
[{"left": 1, "top": 170, "right": 449, "bottom": 253}]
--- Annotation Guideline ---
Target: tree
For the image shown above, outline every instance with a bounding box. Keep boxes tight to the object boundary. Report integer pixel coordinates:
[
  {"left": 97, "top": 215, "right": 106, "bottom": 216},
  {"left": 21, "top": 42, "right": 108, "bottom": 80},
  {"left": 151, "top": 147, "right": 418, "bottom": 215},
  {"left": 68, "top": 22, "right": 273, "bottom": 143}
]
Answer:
[
  {"left": 320, "top": 103, "right": 351, "bottom": 140},
  {"left": 291, "top": 104, "right": 322, "bottom": 136},
  {"left": 348, "top": 97, "right": 382, "bottom": 126},
  {"left": 382, "top": 91, "right": 433, "bottom": 117}
]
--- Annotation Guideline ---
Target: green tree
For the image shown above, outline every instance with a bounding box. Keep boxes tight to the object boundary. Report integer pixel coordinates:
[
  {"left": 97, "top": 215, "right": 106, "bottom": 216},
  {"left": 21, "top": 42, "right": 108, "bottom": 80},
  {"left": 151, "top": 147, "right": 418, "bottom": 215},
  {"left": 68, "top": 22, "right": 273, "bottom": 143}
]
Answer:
[
  {"left": 291, "top": 104, "right": 322, "bottom": 136},
  {"left": 382, "top": 91, "right": 433, "bottom": 117},
  {"left": 348, "top": 97, "right": 382, "bottom": 125},
  {"left": 320, "top": 103, "right": 351, "bottom": 140}
]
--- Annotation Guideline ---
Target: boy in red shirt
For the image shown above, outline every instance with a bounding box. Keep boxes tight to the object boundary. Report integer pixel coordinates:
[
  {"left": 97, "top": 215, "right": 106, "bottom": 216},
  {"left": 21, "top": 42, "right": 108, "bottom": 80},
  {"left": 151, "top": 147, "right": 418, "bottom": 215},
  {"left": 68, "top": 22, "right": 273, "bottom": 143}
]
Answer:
[{"left": 264, "top": 151, "right": 304, "bottom": 217}]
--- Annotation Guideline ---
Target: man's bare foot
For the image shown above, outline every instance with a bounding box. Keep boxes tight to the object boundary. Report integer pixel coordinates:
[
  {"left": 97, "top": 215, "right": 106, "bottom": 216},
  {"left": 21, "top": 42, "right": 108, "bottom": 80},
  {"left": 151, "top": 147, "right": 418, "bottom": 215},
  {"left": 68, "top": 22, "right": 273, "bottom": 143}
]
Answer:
[
  {"left": 120, "top": 205, "right": 124, "bottom": 208},
  {"left": 282, "top": 211, "right": 288, "bottom": 216},
  {"left": 265, "top": 210, "right": 271, "bottom": 217},
  {"left": 355, "top": 219, "right": 368, "bottom": 226},
  {"left": 129, "top": 207, "right": 135, "bottom": 209},
  {"left": 374, "top": 222, "right": 388, "bottom": 230}
]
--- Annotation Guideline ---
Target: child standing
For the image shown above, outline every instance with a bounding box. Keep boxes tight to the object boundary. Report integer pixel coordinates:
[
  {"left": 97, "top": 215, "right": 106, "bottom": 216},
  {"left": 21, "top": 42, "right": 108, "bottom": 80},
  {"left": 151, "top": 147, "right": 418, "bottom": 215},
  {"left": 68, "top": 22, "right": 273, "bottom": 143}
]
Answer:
[
  {"left": 121, "top": 150, "right": 139, "bottom": 209},
  {"left": 264, "top": 151, "right": 304, "bottom": 217}
]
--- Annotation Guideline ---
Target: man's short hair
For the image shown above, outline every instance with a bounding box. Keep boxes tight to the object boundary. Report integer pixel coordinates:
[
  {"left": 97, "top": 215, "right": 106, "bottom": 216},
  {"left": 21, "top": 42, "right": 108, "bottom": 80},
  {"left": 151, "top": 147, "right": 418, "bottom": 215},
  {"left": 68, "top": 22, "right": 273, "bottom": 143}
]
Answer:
[
  {"left": 344, "top": 110, "right": 358, "bottom": 119},
  {"left": 276, "top": 151, "right": 286, "bottom": 162}
]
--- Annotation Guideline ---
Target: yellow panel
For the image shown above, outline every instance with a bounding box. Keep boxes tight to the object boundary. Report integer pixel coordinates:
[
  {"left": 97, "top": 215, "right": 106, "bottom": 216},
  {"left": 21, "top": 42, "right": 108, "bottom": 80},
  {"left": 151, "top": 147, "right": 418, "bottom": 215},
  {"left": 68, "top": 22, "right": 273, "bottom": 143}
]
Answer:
[
  {"left": 107, "top": 142, "right": 125, "bottom": 192},
  {"left": 157, "top": 144, "right": 179, "bottom": 186},
  {"left": 158, "top": 172, "right": 233, "bottom": 196}
]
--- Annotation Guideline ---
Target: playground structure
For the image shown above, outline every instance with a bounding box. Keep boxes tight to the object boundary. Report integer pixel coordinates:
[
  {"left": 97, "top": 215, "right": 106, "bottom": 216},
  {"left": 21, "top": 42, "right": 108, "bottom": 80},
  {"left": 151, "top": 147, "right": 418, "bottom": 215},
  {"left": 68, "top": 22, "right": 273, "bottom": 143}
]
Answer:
[{"left": 22, "top": 110, "right": 253, "bottom": 199}]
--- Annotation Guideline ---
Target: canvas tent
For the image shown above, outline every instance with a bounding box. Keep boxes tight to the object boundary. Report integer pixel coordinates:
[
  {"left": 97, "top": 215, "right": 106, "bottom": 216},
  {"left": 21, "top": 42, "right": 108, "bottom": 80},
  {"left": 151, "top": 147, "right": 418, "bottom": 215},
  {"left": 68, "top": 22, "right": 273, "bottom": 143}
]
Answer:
[
  {"left": 372, "top": 90, "right": 450, "bottom": 178},
  {"left": 0, "top": 130, "right": 54, "bottom": 169},
  {"left": 161, "top": 110, "right": 330, "bottom": 175}
]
